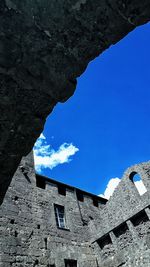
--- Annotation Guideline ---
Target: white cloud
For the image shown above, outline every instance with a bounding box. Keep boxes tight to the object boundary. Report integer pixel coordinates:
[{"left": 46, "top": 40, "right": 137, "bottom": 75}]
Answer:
[
  {"left": 99, "top": 178, "right": 121, "bottom": 199},
  {"left": 99, "top": 176, "right": 147, "bottom": 200},
  {"left": 33, "top": 134, "right": 79, "bottom": 173},
  {"left": 133, "top": 180, "right": 147, "bottom": 195}
]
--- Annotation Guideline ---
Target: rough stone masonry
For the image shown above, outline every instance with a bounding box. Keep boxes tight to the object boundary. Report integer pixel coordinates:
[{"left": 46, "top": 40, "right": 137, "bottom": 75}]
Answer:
[
  {"left": 1, "top": 153, "right": 150, "bottom": 266},
  {"left": 0, "top": 0, "right": 150, "bottom": 204}
]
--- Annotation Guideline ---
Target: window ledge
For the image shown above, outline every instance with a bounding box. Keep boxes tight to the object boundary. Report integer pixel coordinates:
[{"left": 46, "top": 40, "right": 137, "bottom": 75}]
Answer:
[{"left": 57, "top": 227, "right": 70, "bottom": 231}]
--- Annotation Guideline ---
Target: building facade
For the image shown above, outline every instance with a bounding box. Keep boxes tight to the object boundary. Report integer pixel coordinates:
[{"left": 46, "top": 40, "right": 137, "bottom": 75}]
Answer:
[{"left": 0, "top": 152, "right": 150, "bottom": 267}]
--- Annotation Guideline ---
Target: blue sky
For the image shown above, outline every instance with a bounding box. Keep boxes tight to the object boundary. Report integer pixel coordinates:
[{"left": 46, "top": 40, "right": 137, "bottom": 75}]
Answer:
[{"left": 34, "top": 23, "right": 150, "bottom": 198}]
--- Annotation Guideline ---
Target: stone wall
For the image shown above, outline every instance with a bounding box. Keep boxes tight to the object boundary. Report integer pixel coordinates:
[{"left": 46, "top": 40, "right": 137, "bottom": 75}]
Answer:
[
  {"left": 0, "top": 152, "right": 106, "bottom": 267},
  {"left": 0, "top": 0, "right": 150, "bottom": 204},
  {"left": 93, "top": 161, "right": 150, "bottom": 266},
  {"left": 1, "top": 153, "right": 150, "bottom": 266}
]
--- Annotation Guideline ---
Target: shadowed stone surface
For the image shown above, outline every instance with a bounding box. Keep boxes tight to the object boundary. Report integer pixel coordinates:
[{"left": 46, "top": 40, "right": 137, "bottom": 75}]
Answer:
[{"left": 0, "top": 0, "right": 150, "bottom": 203}]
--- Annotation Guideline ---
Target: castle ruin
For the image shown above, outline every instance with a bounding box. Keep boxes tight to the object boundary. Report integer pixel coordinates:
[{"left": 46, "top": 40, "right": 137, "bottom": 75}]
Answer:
[
  {"left": 1, "top": 153, "right": 150, "bottom": 266},
  {"left": 0, "top": 0, "right": 150, "bottom": 204}
]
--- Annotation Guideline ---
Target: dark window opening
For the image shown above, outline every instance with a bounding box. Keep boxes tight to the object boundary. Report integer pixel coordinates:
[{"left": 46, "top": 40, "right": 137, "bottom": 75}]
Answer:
[
  {"left": 15, "top": 231, "right": 18, "bottom": 237},
  {"left": 113, "top": 223, "right": 129, "bottom": 238},
  {"left": 97, "top": 234, "right": 112, "bottom": 249},
  {"left": 10, "top": 219, "right": 15, "bottom": 224},
  {"left": 58, "top": 185, "right": 66, "bottom": 196},
  {"left": 33, "top": 259, "right": 39, "bottom": 266},
  {"left": 93, "top": 198, "right": 99, "bottom": 207},
  {"left": 54, "top": 204, "right": 67, "bottom": 229},
  {"left": 36, "top": 176, "right": 45, "bottom": 190},
  {"left": 14, "top": 196, "right": 18, "bottom": 201},
  {"left": 65, "top": 259, "right": 77, "bottom": 267},
  {"left": 44, "top": 237, "right": 47, "bottom": 250},
  {"left": 129, "top": 172, "right": 147, "bottom": 195},
  {"left": 37, "top": 224, "right": 40, "bottom": 229},
  {"left": 131, "top": 210, "right": 149, "bottom": 226},
  {"left": 76, "top": 190, "right": 84, "bottom": 202}
]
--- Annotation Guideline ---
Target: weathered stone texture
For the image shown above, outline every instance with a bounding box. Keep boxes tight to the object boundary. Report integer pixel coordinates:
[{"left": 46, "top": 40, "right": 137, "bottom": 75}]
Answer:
[
  {"left": 93, "top": 161, "right": 150, "bottom": 266},
  {"left": 0, "top": 152, "right": 106, "bottom": 266},
  {"left": 1, "top": 153, "right": 150, "bottom": 266},
  {"left": 0, "top": 0, "right": 150, "bottom": 204}
]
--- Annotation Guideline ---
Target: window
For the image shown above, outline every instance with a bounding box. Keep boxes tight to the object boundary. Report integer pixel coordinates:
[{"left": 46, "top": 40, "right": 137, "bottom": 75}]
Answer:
[
  {"left": 113, "top": 222, "right": 129, "bottom": 238},
  {"left": 97, "top": 234, "right": 112, "bottom": 250},
  {"left": 54, "top": 204, "right": 66, "bottom": 229},
  {"left": 93, "top": 198, "right": 99, "bottom": 207},
  {"left": 36, "top": 176, "right": 45, "bottom": 189},
  {"left": 131, "top": 210, "right": 149, "bottom": 226},
  {"left": 44, "top": 238, "right": 47, "bottom": 250},
  {"left": 129, "top": 172, "right": 147, "bottom": 195},
  {"left": 37, "top": 224, "right": 40, "bottom": 229},
  {"left": 65, "top": 259, "right": 77, "bottom": 267},
  {"left": 58, "top": 185, "right": 66, "bottom": 196},
  {"left": 76, "top": 189, "right": 84, "bottom": 202}
]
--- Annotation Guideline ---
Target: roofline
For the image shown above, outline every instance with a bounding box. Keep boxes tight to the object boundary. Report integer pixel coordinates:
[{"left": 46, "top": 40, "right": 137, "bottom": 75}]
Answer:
[{"left": 36, "top": 173, "right": 108, "bottom": 203}]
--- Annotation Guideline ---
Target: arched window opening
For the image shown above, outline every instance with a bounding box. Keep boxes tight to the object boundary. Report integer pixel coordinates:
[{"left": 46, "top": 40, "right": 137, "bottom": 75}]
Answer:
[{"left": 129, "top": 172, "right": 147, "bottom": 196}]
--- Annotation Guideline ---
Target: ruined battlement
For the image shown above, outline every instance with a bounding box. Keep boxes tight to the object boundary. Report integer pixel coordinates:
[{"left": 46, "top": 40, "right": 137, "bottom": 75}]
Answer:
[
  {"left": 0, "top": 153, "right": 150, "bottom": 266},
  {"left": 36, "top": 173, "right": 107, "bottom": 207}
]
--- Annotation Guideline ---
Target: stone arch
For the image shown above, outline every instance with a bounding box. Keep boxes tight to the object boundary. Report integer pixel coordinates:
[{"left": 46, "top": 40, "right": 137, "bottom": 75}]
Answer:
[
  {"left": 129, "top": 171, "right": 147, "bottom": 195},
  {"left": 0, "top": 1, "right": 150, "bottom": 205}
]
